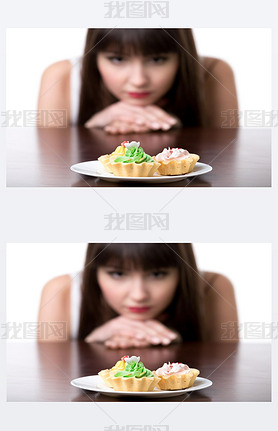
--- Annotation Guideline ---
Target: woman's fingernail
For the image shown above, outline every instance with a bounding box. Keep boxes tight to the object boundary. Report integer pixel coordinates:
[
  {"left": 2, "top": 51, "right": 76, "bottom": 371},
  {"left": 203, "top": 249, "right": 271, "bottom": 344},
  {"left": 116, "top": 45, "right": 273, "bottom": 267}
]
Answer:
[
  {"left": 151, "top": 337, "right": 161, "bottom": 344},
  {"left": 169, "top": 118, "right": 177, "bottom": 124},
  {"left": 169, "top": 333, "right": 176, "bottom": 339},
  {"left": 151, "top": 122, "right": 161, "bottom": 129},
  {"left": 162, "top": 338, "right": 171, "bottom": 345},
  {"left": 162, "top": 123, "right": 171, "bottom": 130}
]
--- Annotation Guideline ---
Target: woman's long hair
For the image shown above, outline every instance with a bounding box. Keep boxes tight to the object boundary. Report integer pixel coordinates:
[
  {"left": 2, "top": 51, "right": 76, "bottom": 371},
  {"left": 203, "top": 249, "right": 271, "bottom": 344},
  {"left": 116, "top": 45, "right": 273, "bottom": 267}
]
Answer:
[
  {"left": 78, "top": 29, "right": 206, "bottom": 127},
  {"left": 78, "top": 243, "right": 205, "bottom": 341}
]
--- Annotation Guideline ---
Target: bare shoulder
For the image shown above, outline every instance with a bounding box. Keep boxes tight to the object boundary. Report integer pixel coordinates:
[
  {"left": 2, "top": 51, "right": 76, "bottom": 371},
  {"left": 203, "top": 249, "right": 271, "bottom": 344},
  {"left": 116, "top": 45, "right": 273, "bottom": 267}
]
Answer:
[
  {"left": 201, "top": 56, "right": 235, "bottom": 79},
  {"left": 203, "top": 271, "right": 238, "bottom": 341},
  {"left": 200, "top": 56, "right": 238, "bottom": 127},
  {"left": 203, "top": 271, "right": 234, "bottom": 293},
  {"left": 38, "top": 274, "right": 72, "bottom": 341},
  {"left": 41, "top": 60, "right": 72, "bottom": 82},
  {"left": 40, "top": 274, "right": 72, "bottom": 303},
  {"left": 38, "top": 60, "right": 72, "bottom": 125}
]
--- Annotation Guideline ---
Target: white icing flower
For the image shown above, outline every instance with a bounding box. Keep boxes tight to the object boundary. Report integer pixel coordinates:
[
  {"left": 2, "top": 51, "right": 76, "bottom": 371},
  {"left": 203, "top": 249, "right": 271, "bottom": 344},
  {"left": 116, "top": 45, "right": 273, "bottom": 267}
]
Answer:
[
  {"left": 125, "top": 141, "right": 140, "bottom": 149},
  {"left": 124, "top": 355, "right": 140, "bottom": 363}
]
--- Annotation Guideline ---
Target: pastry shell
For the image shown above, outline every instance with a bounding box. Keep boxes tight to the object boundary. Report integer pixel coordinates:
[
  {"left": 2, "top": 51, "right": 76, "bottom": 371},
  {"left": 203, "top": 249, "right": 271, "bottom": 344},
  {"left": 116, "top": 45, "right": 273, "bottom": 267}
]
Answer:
[
  {"left": 98, "top": 154, "right": 119, "bottom": 173},
  {"left": 109, "top": 375, "right": 161, "bottom": 392},
  {"left": 154, "top": 368, "right": 199, "bottom": 390},
  {"left": 155, "top": 154, "right": 199, "bottom": 176},
  {"left": 110, "top": 161, "right": 160, "bottom": 177},
  {"left": 98, "top": 368, "right": 123, "bottom": 388}
]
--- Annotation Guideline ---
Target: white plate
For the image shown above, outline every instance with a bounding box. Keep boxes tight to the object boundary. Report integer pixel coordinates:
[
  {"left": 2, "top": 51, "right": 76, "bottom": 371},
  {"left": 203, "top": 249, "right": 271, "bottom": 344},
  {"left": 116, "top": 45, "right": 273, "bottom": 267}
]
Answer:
[
  {"left": 70, "top": 161, "right": 212, "bottom": 184},
  {"left": 70, "top": 375, "right": 212, "bottom": 398}
]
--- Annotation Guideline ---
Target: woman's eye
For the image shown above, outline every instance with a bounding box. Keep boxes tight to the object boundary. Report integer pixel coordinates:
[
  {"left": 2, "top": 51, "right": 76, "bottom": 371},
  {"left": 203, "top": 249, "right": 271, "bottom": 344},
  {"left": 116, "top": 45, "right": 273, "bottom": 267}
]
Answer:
[
  {"left": 150, "top": 56, "right": 167, "bottom": 64},
  {"left": 108, "top": 271, "right": 125, "bottom": 278},
  {"left": 150, "top": 271, "right": 168, "bottom": 278},
  {"left": 107, "top": 56, "right": 124, "bottom": 64}
]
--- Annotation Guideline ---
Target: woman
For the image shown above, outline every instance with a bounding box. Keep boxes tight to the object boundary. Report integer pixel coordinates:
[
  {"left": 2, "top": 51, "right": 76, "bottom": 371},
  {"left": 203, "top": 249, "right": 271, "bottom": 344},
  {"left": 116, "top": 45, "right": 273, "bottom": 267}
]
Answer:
[
  {"left": 37, "top": 29, "right": 239, "bottom": 131},
  {"left": 38, "top": 243, "right": 238, "bottom": 347}
]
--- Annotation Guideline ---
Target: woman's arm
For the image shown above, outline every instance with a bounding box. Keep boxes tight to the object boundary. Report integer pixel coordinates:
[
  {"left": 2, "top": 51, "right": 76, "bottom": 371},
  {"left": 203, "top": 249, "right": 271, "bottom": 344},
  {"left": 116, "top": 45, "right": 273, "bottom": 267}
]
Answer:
[
  {"left": 203, "top": 58, "right": 239, "bottom": 127},
  {"left": 37, "top": 60, "right": 71, "bottom": 127},
  {"left": 203, "top": 272, "right": 239, "bottom": 342},
  {"left": 37, "top": 274, "right": 71, "bottom": 341}
]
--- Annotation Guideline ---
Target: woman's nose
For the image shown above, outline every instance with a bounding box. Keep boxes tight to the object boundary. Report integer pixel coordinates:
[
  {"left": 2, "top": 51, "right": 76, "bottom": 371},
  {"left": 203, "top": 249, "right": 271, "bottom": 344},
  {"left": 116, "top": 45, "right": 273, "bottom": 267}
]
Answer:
[
  {"left": 129, "top": 61, "right": 149, "bottom": 87},
  {"left": 130, "top": 276, "right": 150, "bottom": 301}
]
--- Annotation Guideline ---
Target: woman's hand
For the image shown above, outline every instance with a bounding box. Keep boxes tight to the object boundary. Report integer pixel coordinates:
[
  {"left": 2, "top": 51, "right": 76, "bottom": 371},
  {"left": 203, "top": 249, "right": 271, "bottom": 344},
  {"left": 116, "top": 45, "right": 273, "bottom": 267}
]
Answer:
[
  {"left": 104, "top": 119, "right": 151, "bottom": 134},
  {"left": 85, "top": 316, "right": 181, "bottom": 347},
  {"left": 105, "top": 334, "right": 151, "bottom": 349},
  {"left": 84, "top": 101, "right": 180, "bottom": 132}
]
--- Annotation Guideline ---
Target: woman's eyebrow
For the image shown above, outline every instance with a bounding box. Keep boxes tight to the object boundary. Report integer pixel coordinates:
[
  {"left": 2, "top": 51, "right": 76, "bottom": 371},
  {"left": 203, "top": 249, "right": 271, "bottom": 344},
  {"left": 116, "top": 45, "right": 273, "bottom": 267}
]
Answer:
[
  {"left": 102, "top": 51, "right": 170, "bottom": 57},
  {"left": 102, "top": 50, "right": 127, "bottom": 56},
  {"left": 103, "top": 265, "right": 128, "bottom": 270}
]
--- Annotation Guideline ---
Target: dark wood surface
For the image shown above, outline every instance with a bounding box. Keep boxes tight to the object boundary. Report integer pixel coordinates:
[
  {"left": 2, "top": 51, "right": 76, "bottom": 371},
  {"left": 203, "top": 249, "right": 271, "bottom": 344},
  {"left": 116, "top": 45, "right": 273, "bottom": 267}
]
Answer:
[
  {"left": 7, "top": 127, "right": 271, "bottom": 187},
  {"left": 7, "top": 341, "right": 271, "bottom": 402}
]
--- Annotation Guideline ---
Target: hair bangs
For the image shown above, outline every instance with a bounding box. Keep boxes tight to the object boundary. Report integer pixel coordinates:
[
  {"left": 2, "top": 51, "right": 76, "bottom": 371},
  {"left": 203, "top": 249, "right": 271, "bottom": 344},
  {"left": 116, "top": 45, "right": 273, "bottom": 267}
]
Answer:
[
  {"left": 94, "top": 29, "right": 179, "bottom": 56},
  {"left": 90, "top": 243, "right": 179, "bottom": 271}
]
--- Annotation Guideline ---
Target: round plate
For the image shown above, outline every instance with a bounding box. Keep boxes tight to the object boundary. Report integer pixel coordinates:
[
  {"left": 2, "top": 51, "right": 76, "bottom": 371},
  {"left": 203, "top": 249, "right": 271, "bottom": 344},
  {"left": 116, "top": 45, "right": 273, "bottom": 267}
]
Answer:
[
  {"left": 70, "top": 161, "right": 212, "bottom": 184},
  {"left": 70, "top": 375, "right": 212, "bottom": 398}
]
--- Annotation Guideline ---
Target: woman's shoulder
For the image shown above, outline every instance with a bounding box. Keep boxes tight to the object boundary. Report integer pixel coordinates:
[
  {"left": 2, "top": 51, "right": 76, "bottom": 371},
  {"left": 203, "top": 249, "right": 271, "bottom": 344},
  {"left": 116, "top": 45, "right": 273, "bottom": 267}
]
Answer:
[
  {"left": 202, "top": 271, "right": 238, "bottom": 342},
  {"left": 41, "top": 273, "right": 72, "bottom": 299},
  {"left": 200, "top": 56, "right": 235, "bottom": 81},
  {"left": 41, "top": 60, "right": 72, "bottom": 80},
  {"left": 38, "top": 274, "right": 72, "bottom": 341},
  {"left": 202, "top": 271, "right": 234, "bottom": 295},
  {"left": 201, "top": 56, "right": 234, "bottom": 72}
]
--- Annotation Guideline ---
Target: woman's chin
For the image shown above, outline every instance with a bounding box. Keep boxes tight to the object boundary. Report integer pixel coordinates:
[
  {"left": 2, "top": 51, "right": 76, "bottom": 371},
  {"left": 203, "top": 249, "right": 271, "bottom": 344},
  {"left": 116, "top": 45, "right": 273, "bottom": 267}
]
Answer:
[{"left": 126, "top": 312, "right": 153, "bottom": 321}]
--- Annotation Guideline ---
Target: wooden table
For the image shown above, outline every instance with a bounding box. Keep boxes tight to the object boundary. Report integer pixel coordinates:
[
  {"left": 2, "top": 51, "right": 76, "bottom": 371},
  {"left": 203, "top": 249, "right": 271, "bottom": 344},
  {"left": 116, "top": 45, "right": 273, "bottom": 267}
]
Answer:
[
  {"left": 7, "top": 341, "right": 271, "bottom": 401},
  {"left": 7, "top": 127, "right": 271, "bottom": 187}
]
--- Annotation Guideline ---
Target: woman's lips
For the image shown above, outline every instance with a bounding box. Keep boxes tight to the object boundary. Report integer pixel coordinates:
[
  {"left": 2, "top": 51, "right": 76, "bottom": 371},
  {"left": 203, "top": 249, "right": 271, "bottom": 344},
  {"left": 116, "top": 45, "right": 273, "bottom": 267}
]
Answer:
[
  {"left": 128, "top": 306, "right": 151, "bottom": 313},
  {"left": 128, "top": 92, "right": 151, "bottom": 99}
]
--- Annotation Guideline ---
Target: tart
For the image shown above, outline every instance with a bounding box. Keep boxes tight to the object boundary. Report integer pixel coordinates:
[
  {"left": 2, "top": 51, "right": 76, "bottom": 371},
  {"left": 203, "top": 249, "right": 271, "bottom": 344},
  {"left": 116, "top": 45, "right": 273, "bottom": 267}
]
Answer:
[
  {"left": 98, "top": 356, "right": 127, "bottom": 388},
  {"left": 98, "top": 141, "right": 128, "bottom": 173},
  {"left": 99, "top": 356, "right": 160, "bottom": 392},
  {"left": 154, "top": 147, "right": 199, "bottom": 175},
  {"left": 109, "top": 141, "right": 160, "bottom": 177},
  {"left": 153, "top": 362, "right": 199, "bottom": 390}
]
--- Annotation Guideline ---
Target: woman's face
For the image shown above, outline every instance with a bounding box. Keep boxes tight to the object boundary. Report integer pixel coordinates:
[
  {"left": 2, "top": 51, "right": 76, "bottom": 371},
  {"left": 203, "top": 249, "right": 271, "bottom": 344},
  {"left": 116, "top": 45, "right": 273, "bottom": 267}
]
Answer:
[
  {"left": 97, "top": 264, "right": 179, "bottom": 320},
  {"left": 96, "top": 50, "right": 179, "bottom": 106}
]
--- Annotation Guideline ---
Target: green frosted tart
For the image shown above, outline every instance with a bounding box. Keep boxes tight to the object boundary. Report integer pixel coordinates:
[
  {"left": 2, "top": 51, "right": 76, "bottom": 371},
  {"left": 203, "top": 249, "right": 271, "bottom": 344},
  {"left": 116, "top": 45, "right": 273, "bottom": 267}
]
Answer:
[
  {"left": 100, "top": 355, "right": 161, "bottom": 392},
  {"left": 110, "top": 141, "right": 160, "bottom": 177}
]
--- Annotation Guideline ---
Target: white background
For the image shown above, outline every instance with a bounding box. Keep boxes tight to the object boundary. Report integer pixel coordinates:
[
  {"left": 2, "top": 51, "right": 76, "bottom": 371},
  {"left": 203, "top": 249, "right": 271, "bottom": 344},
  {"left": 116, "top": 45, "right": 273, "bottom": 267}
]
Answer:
[
  {"left": 6, "top": 243, "right": 271, "bottom": 332},
  {"left": 6, "top": 28, "right": 271, "bottom": 125}
]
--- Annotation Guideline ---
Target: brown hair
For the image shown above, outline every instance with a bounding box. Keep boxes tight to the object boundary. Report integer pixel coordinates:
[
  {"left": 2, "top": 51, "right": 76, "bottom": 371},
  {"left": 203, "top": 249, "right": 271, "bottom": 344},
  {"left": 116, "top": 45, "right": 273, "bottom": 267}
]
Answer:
[
  {"left": 78, "top": 29, "right": 206, "bottom": 126},
  {"left": 78, "top": 243, "right": 205, "bottom": 341}
]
